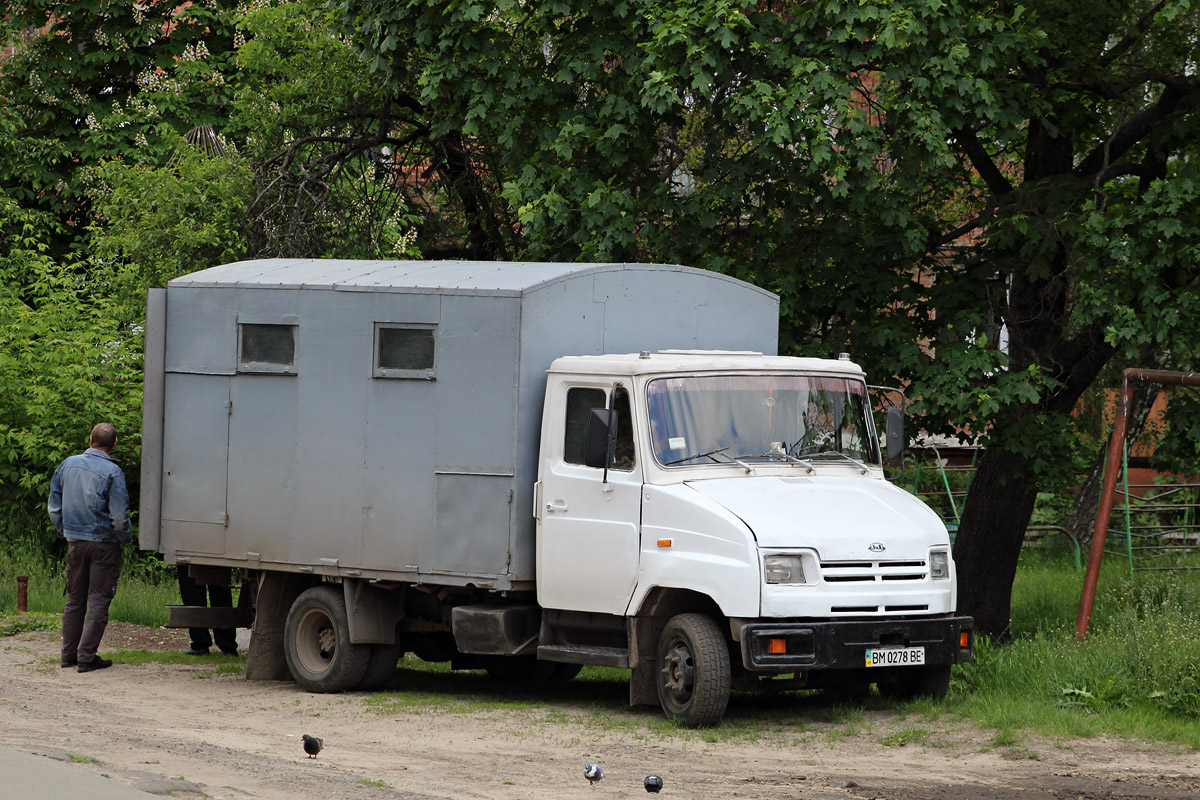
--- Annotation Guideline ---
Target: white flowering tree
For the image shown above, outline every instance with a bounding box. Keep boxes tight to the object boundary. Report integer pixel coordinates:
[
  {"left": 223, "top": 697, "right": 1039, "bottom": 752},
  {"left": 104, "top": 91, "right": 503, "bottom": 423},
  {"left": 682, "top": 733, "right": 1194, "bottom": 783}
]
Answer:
[{"left": 0, "top": 0, "right": 240, "bottom": 252}]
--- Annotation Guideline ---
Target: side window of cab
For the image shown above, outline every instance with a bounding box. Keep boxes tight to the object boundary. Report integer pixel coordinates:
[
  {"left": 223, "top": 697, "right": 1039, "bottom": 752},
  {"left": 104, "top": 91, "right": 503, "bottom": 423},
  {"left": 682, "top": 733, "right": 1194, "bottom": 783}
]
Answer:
[
  {"left": 611, "top": 387, "right": 635, "bottom": 471},
  {"left": 562, "top": 386, "right": 636, "bottom": 471},
  {"left": 564, "top": 388, "right": 606, "bottom": 465}
]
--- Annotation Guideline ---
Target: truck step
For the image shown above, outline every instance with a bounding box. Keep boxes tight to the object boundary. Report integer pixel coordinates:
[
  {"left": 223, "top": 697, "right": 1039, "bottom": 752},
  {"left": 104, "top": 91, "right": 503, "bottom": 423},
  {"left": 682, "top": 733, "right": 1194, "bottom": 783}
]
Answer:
[{"left": 538, "top": 644, "right": 630, "bottom": 668}]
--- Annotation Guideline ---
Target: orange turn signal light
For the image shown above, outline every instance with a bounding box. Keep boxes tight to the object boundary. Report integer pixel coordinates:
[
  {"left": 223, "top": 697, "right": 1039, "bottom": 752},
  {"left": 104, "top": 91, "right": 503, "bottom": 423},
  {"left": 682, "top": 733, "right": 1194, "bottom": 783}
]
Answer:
[
  {"left": 657, "top": 539, "right": 672, "bottom": 548},
  {"left": 960, "top": 631, "right": 970, "bottom": 648},
  {"left": 769, "top": 638, "right": 787, "bottom": 655}
]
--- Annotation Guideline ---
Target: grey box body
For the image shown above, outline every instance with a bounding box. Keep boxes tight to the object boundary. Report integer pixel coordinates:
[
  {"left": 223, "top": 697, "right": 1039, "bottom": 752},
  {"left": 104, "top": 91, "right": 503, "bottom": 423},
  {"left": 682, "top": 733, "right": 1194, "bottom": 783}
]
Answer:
[{"left": 141, "top": 259, "right": 778, "bottom": 590}]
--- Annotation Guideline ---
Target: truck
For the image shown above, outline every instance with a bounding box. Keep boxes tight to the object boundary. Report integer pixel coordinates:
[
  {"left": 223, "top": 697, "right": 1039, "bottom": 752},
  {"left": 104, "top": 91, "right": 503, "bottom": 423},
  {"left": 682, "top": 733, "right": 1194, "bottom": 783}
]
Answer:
[{"left": 140, "top": 258, "right": 973, "bottom": 726}]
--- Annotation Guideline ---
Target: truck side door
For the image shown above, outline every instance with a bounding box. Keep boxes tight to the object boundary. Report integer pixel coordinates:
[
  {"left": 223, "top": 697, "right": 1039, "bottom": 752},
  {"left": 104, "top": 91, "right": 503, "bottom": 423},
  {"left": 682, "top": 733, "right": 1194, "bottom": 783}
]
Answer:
[{"left": 536, "top": 383, "right": 641, "bottom": 615}]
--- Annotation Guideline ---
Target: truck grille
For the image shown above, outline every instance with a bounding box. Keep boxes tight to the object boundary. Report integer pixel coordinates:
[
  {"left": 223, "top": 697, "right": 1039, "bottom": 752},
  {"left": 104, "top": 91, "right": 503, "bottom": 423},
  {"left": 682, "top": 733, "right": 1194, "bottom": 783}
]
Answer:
[{"left": 820, "top": 560, "right": 927, "bottom": 583}]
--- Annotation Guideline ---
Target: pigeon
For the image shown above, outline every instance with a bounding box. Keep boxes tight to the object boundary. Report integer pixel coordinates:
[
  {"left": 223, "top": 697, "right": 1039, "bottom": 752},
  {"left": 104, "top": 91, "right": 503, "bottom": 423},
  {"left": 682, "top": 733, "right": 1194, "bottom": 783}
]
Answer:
[
  {"left": 302, "top": 734, "right": 323, "bottom": 759},
  {"left": 584, "top": 763, "right": 604, "bottom": 788},
  {"left": 644, "top": 775, "right": 664, "bottom": 793}
]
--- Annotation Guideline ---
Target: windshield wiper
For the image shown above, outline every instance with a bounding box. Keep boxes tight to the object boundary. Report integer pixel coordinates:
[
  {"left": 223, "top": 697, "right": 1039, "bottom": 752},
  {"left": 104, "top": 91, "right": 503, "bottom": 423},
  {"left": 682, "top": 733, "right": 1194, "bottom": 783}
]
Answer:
[
  {"left": 665, "top": 446, "right": 754, "bottom": 473},
  {"left": 807, "top": 449, "right": 872, "bottom": 474},
  {"left": 735, "top": 452, "right": 815, "bottom": 473},
  {"left": 664, "top": 446, "right": 731, "bottom": 466}
]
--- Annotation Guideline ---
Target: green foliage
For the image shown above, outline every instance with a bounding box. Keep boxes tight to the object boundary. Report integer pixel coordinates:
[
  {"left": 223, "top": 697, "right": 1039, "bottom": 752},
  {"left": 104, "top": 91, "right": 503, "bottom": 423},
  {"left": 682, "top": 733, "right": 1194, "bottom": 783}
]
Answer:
[
  {"left": 228, "top": 0, "right": 424, "bottom": 258},
  {"left": 0, "top": 217, "right": 143, "bottom": 553},
  {"left": 0, "top": 0, "right": 241, "bottom": 248},
  {"left": 337, "top": 1, "right": 1200, "bottom": 500},
  {"left": 89, "top": 146, "right": 254, "bottom": 302},
  {"left": 0, "top": 614, "right": 59, "bottom": 636}
]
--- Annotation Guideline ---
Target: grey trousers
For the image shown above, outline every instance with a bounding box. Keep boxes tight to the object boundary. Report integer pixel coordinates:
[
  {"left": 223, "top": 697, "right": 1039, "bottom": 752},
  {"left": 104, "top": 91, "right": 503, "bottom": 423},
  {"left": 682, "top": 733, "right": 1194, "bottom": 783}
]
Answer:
[{"left": 61, "top": 540, "right": 123, "bottom": 664}]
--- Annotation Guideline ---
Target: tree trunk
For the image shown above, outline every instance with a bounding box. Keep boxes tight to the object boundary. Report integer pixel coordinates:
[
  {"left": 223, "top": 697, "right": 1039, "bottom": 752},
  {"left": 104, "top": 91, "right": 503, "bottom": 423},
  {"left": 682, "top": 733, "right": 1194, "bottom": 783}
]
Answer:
[{"left": 952, "top": 447, "right": 1040, "bottom": 639}]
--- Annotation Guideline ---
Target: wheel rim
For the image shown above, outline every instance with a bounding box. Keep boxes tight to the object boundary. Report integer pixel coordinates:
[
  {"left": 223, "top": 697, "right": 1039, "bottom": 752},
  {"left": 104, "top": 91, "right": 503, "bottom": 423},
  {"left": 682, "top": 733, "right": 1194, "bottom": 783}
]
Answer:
[
  {"left": 295, "top": 606, "right": 337, "bottom": 677},
  {"left": 659, "top": 639, "right": 696, "bottom": 711}
]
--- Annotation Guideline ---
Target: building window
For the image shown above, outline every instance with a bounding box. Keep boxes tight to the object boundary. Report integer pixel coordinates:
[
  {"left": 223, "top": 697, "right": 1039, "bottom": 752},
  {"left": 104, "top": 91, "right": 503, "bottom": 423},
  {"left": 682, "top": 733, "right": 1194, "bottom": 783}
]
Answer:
[
  {"left": 238, "top": 324, "right": 296, "bottom": 373},
  {"left": 375, "top": 324, "right": 436, "bottom": 379}
]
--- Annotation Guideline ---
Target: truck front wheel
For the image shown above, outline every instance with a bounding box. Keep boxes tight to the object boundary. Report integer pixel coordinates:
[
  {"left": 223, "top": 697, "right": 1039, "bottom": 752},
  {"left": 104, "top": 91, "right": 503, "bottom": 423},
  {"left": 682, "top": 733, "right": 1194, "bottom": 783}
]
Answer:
[
  {"left": 284, "top": 586, "right": 369, "bottom": 692},
  {"left": 655, "top": 613, "right": 731, "bottom": 727}
]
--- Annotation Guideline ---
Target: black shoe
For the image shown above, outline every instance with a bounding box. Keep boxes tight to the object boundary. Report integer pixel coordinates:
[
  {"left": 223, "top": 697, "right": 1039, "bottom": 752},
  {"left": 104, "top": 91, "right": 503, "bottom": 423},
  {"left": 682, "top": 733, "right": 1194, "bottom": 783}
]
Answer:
[
  {"left": 61, "top": 658, "right": 77, "bottom": 668},
  {"left": 218, "top": 647, "right": 239, "bottom": 656},
  {"left": 77, "top": 657, "right": 112, "bottom": 673},
  {"left": 183, "top": 647, "right": 210, "bottom": 656}
]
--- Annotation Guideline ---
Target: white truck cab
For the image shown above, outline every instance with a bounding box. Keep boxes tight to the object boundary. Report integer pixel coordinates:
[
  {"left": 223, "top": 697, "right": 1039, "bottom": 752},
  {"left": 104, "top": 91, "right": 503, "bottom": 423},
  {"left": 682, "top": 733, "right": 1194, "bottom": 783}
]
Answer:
[{"left": 535, "top": 351, "right": 972, "bottom": 725}]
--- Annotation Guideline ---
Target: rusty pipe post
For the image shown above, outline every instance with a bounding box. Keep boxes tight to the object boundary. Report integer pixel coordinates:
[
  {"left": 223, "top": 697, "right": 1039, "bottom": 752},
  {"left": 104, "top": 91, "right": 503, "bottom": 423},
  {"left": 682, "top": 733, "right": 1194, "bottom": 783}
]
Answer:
[
  {"left": 1075, "top": 377, "right": 1131, "bottom": 640},
  {"left": 1075, "top": 368, "right": 1200, "bottom": 640},
  {"left": 16, "top": 575, "right": 29, "bottom": 615}
]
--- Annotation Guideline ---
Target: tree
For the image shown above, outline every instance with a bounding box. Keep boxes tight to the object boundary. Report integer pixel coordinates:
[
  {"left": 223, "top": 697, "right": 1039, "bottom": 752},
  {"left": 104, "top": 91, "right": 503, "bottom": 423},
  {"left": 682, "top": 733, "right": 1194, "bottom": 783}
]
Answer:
[
  {"left": 0, "top": 196, "right": 143, "bottom": 555},
  {"left": 868, "top": 1, "right": 1200, "bottom": 637},
  {"left": 0, "top": 0, "right": 241, "bottom": 252},
  {"left": 88, "top": 143, "right": 254, "bottom": 310},
  {"left": 338, "top": 0, "right": 1200, "bottom": 636}
]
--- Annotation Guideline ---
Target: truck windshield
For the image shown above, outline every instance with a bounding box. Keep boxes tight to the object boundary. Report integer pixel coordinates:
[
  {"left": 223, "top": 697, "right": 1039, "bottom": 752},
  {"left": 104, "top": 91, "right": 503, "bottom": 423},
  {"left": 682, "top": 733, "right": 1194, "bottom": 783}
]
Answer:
[{"left": 646, "top": 374, "right": 879, "bottom": 468}]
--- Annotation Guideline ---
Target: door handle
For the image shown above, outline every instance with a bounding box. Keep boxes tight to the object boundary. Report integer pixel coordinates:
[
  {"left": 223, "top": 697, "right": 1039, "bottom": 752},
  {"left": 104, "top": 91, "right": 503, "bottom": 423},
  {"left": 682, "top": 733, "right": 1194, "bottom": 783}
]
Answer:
[{"left": 545, "top": 500, "right": 569, "bottom": 513}]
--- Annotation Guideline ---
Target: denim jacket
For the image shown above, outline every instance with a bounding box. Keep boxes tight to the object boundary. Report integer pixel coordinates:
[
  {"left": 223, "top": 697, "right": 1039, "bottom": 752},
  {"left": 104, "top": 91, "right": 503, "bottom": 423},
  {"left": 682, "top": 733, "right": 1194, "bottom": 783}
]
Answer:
[{"left": 48, "top": 448, "right": 132, "bottom": 544}]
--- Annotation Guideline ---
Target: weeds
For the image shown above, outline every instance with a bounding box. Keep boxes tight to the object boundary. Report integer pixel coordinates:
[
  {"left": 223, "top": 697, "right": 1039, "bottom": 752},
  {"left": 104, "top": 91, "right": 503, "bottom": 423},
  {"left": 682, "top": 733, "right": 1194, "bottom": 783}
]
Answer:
[
  {"left": 0, "top": 614, "right": 58, "bottom": 636},
  {"left": 878, "top": 727, "right": 930, "bottom": 747}
]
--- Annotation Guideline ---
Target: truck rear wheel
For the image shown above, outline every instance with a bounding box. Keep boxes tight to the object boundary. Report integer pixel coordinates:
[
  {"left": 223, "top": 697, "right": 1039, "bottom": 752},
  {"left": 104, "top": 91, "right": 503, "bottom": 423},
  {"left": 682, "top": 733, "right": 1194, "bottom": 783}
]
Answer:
[
  {"left": 879, "top": 664, "right": 952, "bottom": 701},
  {"left": 655, "top": 613, "right": 731, "bottom": 727},
  {"left": 284, "top": 586, "right": 369, "bottom": 692},
  {"left": 357, "top": 639, "right": 405, "bottom": 690}
]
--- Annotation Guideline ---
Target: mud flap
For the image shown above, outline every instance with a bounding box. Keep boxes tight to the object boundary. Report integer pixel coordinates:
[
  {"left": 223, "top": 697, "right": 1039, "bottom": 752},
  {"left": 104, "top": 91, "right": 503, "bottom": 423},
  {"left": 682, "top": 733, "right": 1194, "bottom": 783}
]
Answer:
[
  {"left": 246, "top": 571, "right": 304, "bottom": 681},
  {"left": 628, "top": 616, "right": 664, "bottom": 706}
]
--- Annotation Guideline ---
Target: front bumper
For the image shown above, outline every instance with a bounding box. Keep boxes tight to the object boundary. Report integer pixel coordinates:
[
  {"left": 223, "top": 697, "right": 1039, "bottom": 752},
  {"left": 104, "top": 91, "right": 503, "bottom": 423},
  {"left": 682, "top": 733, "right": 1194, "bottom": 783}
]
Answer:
[{"left": 736, "top": 615, "right": 974, "bottom": 671}]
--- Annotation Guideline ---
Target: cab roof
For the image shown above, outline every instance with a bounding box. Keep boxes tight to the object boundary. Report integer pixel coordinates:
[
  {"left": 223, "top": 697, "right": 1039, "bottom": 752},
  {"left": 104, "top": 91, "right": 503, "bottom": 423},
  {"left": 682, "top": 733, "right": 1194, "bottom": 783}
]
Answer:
[{"left": 547, "top": 350, "right": 866, "bottom": 378}]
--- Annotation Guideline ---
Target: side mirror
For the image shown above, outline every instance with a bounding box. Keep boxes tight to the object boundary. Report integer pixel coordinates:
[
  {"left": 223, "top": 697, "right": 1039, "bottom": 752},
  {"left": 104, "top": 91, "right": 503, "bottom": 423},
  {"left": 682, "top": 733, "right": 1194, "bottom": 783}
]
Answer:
[
  {"left": 584, "top": 408, "right": 617, "bottom": 469},
  {"left": 885, "top": 406, "right": 905, "bottom": 462}
]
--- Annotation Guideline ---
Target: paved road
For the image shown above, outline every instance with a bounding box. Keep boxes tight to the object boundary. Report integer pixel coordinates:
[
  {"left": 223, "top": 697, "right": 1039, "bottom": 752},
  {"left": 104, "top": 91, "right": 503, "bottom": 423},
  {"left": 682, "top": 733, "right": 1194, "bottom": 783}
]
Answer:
[{"left": 0, "top": 745, "right": 198, "bottom": 798}]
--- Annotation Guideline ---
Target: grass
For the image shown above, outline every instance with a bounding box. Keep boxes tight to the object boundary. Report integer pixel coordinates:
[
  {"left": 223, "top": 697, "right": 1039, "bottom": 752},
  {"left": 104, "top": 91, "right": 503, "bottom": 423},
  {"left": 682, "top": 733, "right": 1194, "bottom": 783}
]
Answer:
[
  {"left": 0, "top": 544, "right": 176, "bottom": 627},
  {"left": 0, "top": 613, "right": 59, "bottom": 636},
  {"left": 358, "top": 779, "right": 391, "bottom": 788},
  {"left": 878, "top": 727, "right": 930, "bottom": 747}
]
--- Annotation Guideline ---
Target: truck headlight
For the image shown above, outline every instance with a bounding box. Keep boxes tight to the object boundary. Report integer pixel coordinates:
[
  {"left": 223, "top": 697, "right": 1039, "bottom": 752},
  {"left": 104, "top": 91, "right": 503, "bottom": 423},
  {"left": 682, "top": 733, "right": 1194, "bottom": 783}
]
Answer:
[
  {"left": 930, "top": 551, "right": 949, "bottom": 580},
  {"left": 764, "top": 555, "right": 806, "bottom": 584}
]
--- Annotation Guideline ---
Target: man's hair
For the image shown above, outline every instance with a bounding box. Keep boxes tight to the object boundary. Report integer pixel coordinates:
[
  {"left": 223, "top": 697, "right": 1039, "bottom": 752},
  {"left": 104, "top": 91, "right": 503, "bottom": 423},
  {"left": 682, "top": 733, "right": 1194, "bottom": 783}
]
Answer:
[{"left": 90, "top": 423, "right": 117, "bottom": 450}]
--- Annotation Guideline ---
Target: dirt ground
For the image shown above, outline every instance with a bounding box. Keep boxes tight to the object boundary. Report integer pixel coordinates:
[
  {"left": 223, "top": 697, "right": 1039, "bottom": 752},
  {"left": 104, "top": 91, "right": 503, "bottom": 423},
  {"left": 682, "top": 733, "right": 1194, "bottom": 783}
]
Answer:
[{"left": 2, "top": 622, "right": 1199, "bottom": 800}]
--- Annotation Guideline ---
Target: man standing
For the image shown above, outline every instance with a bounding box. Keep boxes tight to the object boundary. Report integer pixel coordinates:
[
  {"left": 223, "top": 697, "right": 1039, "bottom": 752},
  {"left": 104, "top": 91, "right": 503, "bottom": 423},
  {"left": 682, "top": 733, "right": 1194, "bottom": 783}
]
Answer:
[
  {"left": 177, "top": 565, "right": 239, "bottom": 657},
  {"left": 48, "top": 423, "right": 131, "bottom": 673}
]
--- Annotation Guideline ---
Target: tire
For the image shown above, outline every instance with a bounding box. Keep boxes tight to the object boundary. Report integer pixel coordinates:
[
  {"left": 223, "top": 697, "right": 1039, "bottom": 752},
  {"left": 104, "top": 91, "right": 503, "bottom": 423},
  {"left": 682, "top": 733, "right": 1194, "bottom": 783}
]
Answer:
[
  {"left": 655, "top": 613, "right": 731, "bottom": 727},
  {"left": 878, "top": 664, "right": 952, "bottom": 702},
  {"left": 357, "top": 639, "right": 404, "bottom": 690},
  {"left": 284, "top": 586, "right": 370, "bottom": 693}
]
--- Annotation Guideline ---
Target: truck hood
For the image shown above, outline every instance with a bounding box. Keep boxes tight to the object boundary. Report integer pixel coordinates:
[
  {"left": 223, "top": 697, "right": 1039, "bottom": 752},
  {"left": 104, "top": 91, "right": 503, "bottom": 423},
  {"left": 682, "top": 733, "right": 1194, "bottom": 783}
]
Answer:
[{"left": 683, "top": 476, "right": 948, "bottom": 560}]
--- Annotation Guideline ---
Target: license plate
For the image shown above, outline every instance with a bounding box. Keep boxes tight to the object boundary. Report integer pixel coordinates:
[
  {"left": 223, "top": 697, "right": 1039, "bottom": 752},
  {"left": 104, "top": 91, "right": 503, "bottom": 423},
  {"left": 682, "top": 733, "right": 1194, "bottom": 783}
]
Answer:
[{"left": 865, "top": 647, "right": 925, "bottom": 668}]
